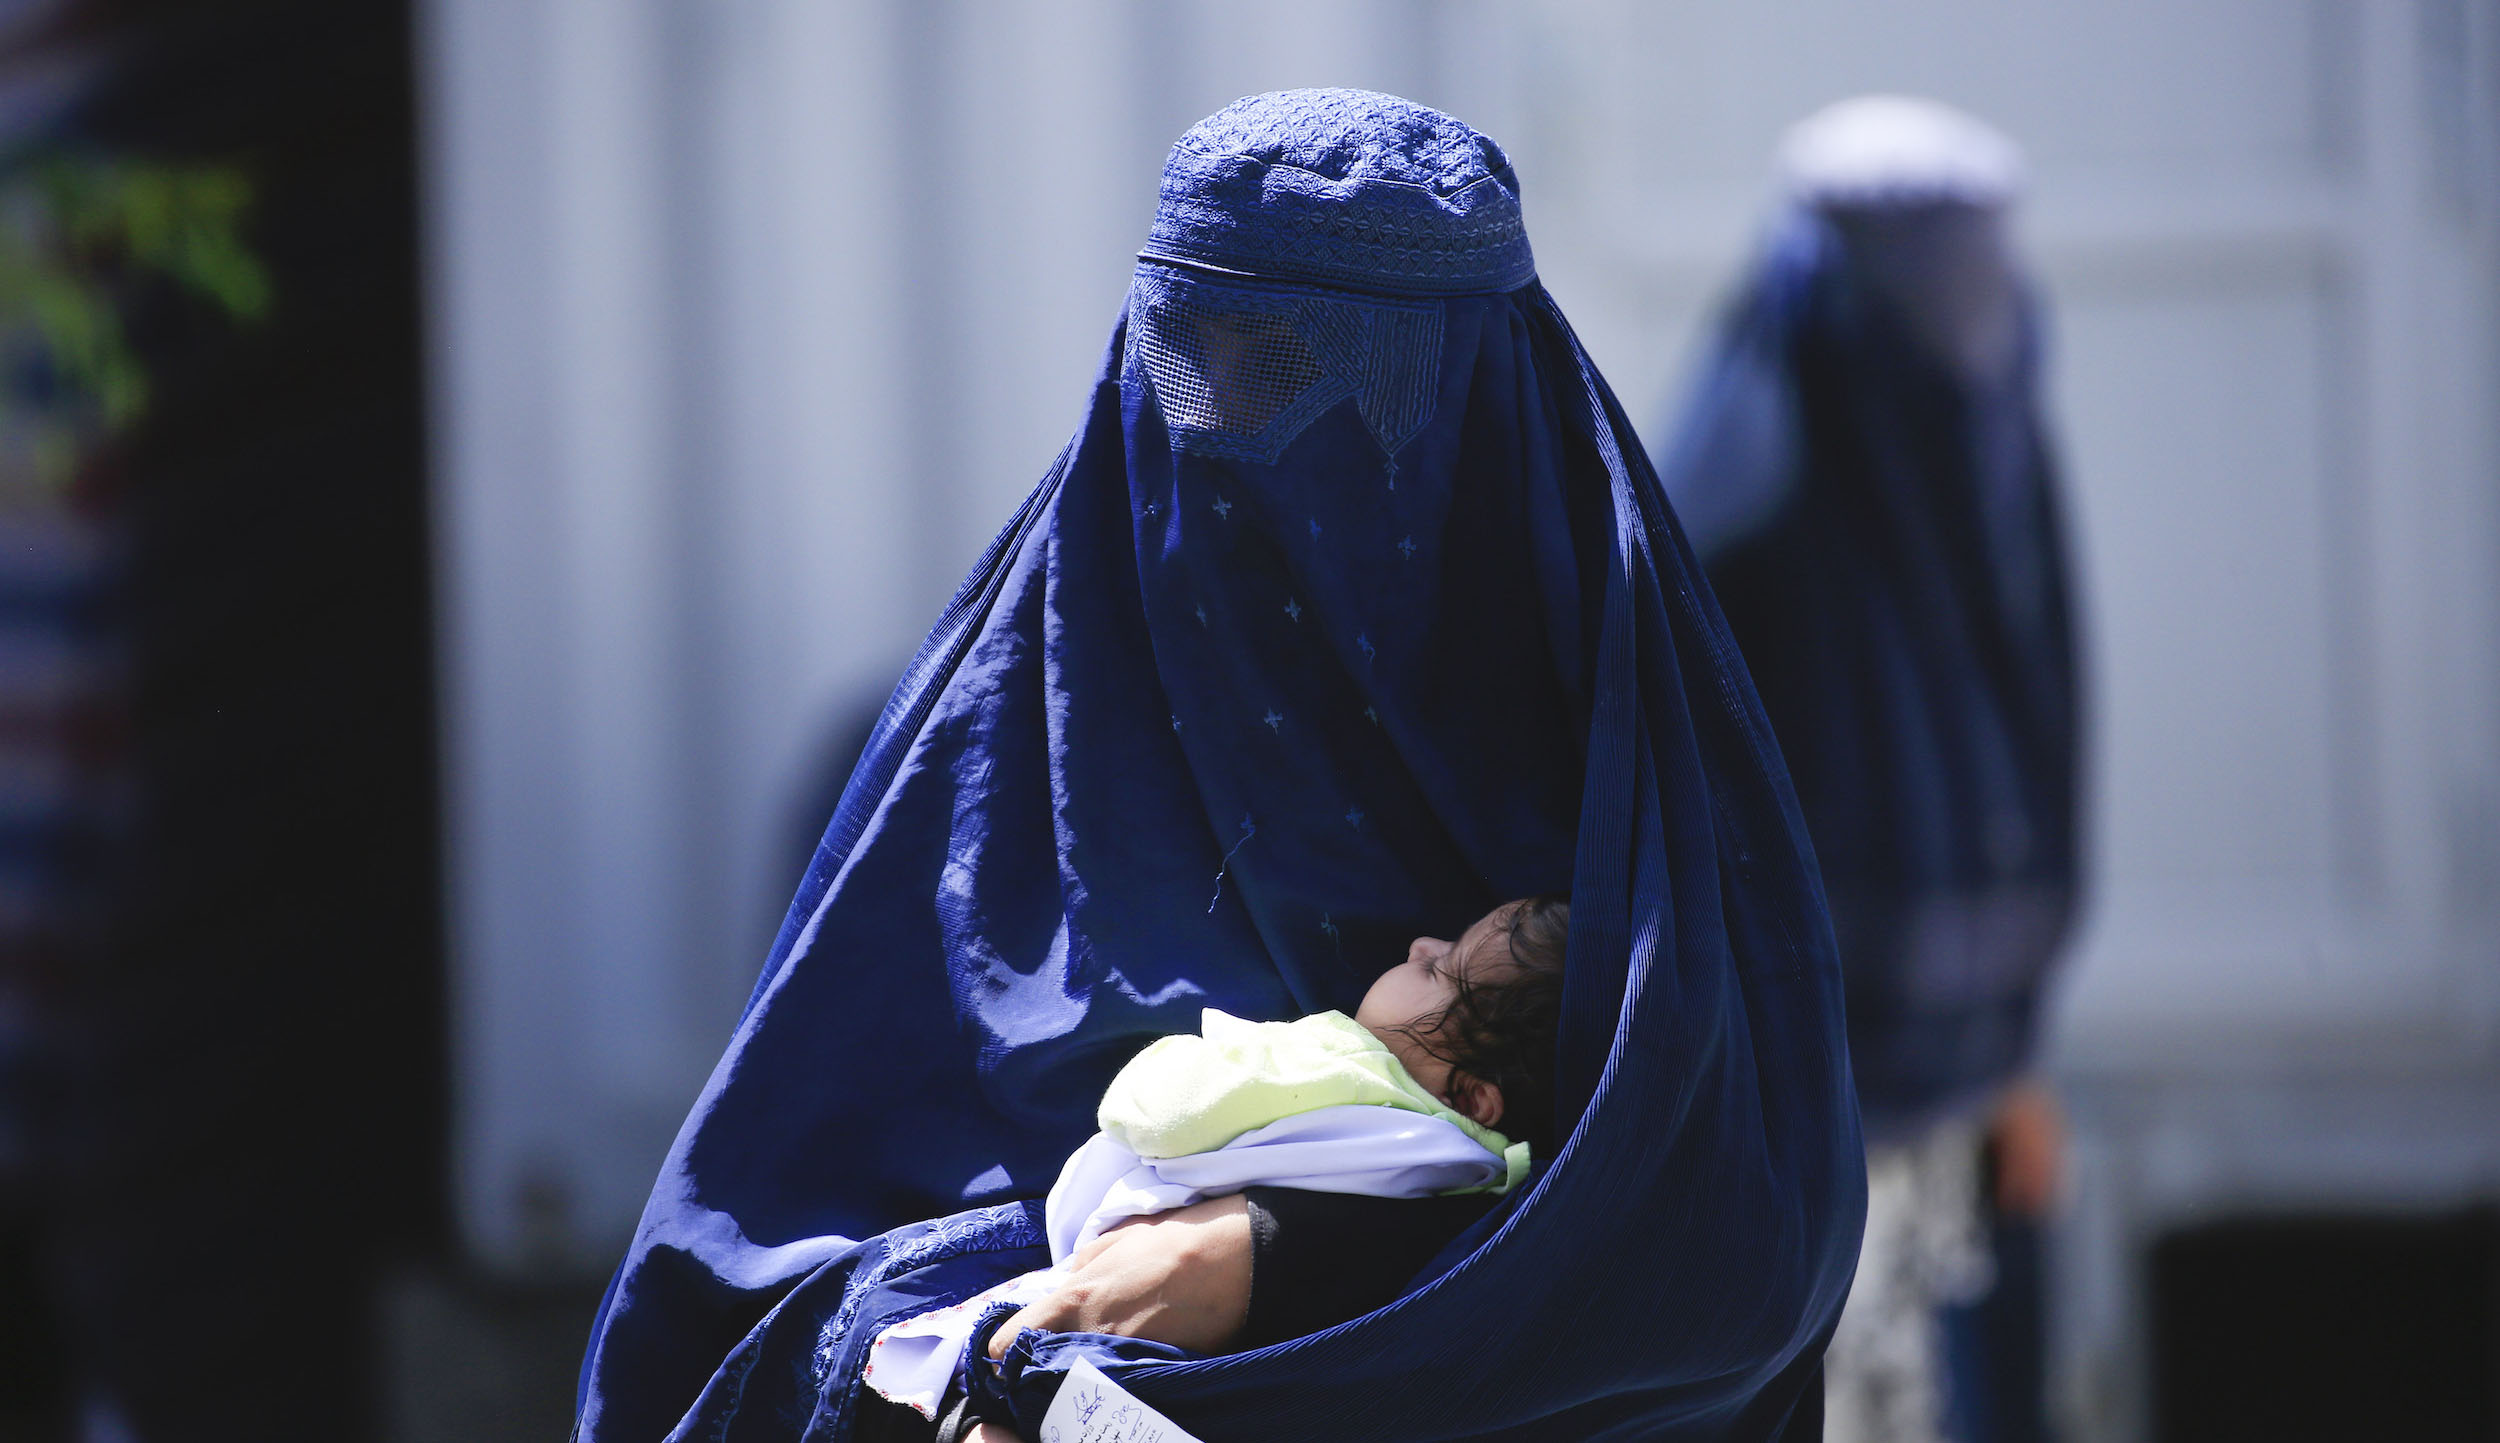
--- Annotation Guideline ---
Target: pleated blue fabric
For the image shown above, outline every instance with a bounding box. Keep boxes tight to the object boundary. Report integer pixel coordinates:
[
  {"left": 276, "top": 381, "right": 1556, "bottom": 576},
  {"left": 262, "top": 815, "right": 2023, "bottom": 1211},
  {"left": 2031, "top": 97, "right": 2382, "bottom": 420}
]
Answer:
[
  {"left": 1655, "top": 205, "right": 2081, "bottom": 1140},
  {"left": 576, "top": 90, "right": 1863, "bottom": 1442}
]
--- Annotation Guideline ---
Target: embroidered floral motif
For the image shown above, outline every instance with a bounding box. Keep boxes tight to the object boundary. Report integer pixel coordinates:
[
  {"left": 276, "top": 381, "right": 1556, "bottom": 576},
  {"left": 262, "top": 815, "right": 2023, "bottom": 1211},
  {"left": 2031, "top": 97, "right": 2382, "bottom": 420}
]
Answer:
[{"left": 810, "top": 1205, "right": 1043, "bottom": 1393}]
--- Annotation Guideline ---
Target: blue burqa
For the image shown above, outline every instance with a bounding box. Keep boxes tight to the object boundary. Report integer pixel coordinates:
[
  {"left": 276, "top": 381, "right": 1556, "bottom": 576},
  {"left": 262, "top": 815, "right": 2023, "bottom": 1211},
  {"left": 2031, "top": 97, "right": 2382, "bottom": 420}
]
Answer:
[
  {"left": 1655, "top": 204, "right": 2080, "bottom": 1140},
  {"left": 577, "top": 90, "right": 1863, "bottom": 1442}
]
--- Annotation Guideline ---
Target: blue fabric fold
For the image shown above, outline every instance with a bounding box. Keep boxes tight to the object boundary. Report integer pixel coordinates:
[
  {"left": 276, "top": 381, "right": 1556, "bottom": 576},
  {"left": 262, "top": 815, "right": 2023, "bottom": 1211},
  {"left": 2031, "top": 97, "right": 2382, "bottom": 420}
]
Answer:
[
  {"left": 578, "top": 90, "right": 1862, "bottom": 1442},
  {"left": 1654, "top": 207, "right": 2081, "bottom": 1139}
]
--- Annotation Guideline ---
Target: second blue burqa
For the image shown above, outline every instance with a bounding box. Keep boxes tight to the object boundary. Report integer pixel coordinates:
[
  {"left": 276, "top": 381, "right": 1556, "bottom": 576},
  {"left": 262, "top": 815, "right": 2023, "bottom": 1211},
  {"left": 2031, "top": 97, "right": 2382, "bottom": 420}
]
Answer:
[
  {"left": 1656, "top": 203, "right": 2081, "bottom": 1139},
  {"left": 577, "top": 90, "right": 1863, "bottom": 1442}
]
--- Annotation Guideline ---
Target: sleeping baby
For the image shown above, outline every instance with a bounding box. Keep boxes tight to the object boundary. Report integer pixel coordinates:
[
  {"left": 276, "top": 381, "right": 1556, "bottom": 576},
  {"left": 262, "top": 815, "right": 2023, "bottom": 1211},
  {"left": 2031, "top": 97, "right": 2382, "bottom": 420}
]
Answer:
[{"left": 858, "top": 894, "right": 1570, "bottom": 1438}]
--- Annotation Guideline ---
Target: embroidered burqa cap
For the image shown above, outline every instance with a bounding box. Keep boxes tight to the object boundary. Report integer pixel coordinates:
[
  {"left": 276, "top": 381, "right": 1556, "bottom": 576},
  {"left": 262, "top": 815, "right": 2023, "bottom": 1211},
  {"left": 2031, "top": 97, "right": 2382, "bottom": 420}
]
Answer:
[
  {"left": 577, "top": 89, "right": 1863, "bottom": 1441},
  {"left": 1656, "top": 98, "right": 2080, "bottom": 1139}
]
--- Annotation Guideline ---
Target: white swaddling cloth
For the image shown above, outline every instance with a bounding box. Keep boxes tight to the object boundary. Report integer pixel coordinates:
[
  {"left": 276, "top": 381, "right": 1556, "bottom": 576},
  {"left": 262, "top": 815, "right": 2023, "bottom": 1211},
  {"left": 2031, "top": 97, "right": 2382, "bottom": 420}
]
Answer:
[{"left": 861, "top": 1103, "right": 1508, "bottom": 1417}]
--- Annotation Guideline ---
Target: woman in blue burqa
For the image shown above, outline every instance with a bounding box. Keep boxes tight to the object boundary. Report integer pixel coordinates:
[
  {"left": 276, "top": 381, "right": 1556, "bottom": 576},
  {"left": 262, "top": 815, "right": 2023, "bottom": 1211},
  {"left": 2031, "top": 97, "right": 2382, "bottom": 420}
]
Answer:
[
  {"left": 1652, "top": 99, "right": 2082, "bottom": 1443},
  {"left": 576, "top": 90, "right": 1863, "bottom": 1443}
]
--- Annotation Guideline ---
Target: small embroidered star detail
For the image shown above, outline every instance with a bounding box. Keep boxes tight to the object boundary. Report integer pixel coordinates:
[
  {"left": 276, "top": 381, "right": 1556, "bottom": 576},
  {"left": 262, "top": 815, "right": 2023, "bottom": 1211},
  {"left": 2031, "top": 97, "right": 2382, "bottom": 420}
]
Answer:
[
  {"left": 1355, "top": 632, "right": 1375, "bottom": 662},
  {"left": 1363, "top": 705, "right": 1380, "bottom": 725},
  {"left": 1170, "top": 715, "right": 1183, "bottom": 732},
  {"left": 1320, "top": 913, "right": 1340, "bottom": 940},
  {"left": 1282, "top": 597, "right": 1303, "bottom": 622},
  {"left": 1345, "top": 807, "right": 1365, "bottom": 829},
  {"left": 1195, "top": 604, "right": 1208, "bottom": 627},
  {"left": 1308, "top": 517, "right": 1323, "bottom": 539},
  {"left": 1262, "top": 709, "right": 1283, "bottom": 732},
  {"left": 1397, "top": 535, "right": 1417, "bottom": 561},
  {"left": 1211, "top": 496, "right": 1233, "bottom": 520}
]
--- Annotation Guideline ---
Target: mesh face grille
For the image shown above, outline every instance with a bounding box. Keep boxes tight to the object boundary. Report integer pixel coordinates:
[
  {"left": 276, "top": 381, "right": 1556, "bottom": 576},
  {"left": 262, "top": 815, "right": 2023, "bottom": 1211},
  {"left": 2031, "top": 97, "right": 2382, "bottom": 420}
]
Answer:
[
  {"left": 1135, "top": 294, "right": 1334, "bottom": 450},
  {"left": 1128, "top": 269, "right": 1444, "bottom": 466}
]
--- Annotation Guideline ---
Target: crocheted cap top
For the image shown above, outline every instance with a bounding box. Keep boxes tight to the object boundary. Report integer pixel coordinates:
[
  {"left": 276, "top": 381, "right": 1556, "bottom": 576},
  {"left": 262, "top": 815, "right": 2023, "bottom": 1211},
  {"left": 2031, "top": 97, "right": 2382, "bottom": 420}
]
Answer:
[{"left": 1142, "top": 88, "right": 1537, "bottom": 297}]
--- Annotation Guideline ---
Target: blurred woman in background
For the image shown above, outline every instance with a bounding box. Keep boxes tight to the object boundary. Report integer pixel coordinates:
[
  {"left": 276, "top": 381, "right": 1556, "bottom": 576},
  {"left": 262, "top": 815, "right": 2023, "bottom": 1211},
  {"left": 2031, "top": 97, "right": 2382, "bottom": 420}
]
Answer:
[{"left": 1655, "top": 96, "right": 2083, "bottom": 1443}]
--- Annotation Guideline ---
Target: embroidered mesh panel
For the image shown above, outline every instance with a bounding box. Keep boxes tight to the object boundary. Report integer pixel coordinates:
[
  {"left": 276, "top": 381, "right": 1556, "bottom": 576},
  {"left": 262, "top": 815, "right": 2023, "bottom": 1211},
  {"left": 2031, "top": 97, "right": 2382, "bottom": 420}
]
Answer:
[{"left": 1128, "top": 267, "right": 1445, "bottom": 465}]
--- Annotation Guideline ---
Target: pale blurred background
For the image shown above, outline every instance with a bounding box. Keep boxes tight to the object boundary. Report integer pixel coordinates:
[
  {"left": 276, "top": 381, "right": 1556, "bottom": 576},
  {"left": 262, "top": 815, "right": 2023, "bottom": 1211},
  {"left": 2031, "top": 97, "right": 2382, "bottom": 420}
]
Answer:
[{"left": 1, "top": 1, "right": 2490, "bottom": 1440}]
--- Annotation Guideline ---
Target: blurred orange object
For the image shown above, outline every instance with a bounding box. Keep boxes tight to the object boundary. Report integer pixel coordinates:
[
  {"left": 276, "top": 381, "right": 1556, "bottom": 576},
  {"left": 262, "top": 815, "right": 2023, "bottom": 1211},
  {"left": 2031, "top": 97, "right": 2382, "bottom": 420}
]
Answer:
[{"left": 1988, "top": 1079, "right": 2065, "bottom": 1219}]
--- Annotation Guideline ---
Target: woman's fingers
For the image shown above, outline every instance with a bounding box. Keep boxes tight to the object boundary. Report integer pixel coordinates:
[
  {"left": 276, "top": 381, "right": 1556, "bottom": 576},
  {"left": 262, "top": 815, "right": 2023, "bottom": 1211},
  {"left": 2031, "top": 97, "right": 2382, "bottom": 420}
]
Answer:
[{"left": 984, "top": 1195, "right": 1253, "bottom": 1359}]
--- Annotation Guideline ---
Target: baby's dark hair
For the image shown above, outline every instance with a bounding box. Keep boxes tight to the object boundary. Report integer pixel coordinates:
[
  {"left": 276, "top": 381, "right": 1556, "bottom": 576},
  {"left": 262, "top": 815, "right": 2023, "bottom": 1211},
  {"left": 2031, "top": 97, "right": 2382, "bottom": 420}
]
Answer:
[{"left": 1405, "top": 894, "right": 1569, "bottom": 1156}]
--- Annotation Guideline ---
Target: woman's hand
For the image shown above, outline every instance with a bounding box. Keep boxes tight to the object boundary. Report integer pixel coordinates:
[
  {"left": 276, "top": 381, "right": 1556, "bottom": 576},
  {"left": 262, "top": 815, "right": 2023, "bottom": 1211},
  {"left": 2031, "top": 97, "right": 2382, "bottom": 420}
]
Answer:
[
  {"left": 963, "top": 1425, "right": 1025, "bottom": 1443},
  {"left": 986, "top": 1194, "right": 1253, "bottom": 1360},
  {"left": 1987, "top": 1077, "right": 2065, "bottom": 1219}
]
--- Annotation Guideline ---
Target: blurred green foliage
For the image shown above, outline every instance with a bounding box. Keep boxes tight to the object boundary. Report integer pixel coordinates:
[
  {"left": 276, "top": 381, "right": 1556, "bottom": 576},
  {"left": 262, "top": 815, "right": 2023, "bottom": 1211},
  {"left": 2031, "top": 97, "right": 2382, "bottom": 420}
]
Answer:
[{"left": 0, "top": 157, "right": 268, "bottom": 490}]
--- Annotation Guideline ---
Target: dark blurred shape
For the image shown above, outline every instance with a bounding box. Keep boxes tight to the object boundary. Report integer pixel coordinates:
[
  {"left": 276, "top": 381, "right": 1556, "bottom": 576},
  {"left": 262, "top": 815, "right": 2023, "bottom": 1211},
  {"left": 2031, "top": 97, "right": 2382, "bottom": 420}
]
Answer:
[
  {"left": 0, "top": 0, "right": 440, "bottom": 1438},
  {"left": 0, "top": 490, "right": 119, "bottom": 1443},
  {"left": 1657, "top": 96, "right": 2078, "bottom": 1443},
  {"left": 0, "top": 13, "right": 155, "bottom": 1440},
  {"left": 2151, "top": 1209, "right": 2500, "bottom": 1442},
  {"left": 1940, "top": 1207, "right": 2049, "bottom": 1443},
  {"left": 0, "top": 1195, "right": 71, "bottom": 1433},
  {"left": 1659, "top": 190, "right": 2080, "bottom": 1137},
  {"left": 380, "top": 1272, "right": 603, "bottom": 1443}
]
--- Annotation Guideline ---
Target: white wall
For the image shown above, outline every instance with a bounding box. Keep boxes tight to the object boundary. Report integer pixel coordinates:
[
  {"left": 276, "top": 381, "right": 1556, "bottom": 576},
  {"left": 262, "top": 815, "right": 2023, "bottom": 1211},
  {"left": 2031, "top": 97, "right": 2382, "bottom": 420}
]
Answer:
[{"left": 422, "top": 0, "right": 2500, "bottom": 1430}]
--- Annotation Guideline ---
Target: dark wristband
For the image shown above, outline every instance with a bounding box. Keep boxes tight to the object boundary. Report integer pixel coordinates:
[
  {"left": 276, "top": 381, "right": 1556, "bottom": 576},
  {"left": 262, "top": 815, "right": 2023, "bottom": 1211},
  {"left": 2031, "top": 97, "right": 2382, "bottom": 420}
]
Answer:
[{"left": 1238, "top": 1186, "right": 1496, "bottom": 1350}]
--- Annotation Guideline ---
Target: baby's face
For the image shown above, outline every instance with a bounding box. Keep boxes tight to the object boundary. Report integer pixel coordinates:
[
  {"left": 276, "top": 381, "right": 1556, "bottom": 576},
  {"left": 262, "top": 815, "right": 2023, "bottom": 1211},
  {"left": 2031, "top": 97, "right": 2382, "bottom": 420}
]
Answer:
[{"left": 1355, "top": 902, "right": 1520, "bottom": 1096}]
